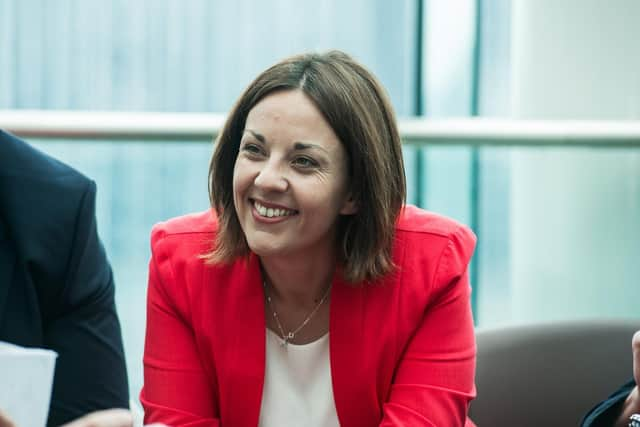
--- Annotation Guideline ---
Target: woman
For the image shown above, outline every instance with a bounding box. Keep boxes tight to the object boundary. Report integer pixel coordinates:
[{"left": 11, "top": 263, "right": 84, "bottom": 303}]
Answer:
[{"left": 141, "top": 50, "right": 477, "bottom": 427}]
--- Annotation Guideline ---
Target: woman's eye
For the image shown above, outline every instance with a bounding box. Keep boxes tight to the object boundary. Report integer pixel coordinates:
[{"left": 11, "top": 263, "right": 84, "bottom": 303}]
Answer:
[
  {"left": 241, "top": 143, "right": 262, "bottom": 155},
  {"left": 293, "top": 157, "right": 318, "bottom": 168}
]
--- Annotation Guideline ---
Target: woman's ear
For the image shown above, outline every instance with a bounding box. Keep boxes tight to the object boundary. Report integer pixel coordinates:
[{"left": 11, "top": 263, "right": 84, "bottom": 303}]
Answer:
[{"left": 340, "top": 193, "right": 358, "bottom": 215}]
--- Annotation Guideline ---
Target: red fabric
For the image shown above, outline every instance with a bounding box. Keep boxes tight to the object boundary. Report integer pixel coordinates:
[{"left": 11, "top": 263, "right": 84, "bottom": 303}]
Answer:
[{"left": 141, "top": 205, "right": 477, "bottom": 427}]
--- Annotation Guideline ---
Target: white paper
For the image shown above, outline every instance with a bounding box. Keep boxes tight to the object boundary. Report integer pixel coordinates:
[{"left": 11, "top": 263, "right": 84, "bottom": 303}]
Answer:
[{"left": 0, "top": 341, "right": 57, "bottom": 427}]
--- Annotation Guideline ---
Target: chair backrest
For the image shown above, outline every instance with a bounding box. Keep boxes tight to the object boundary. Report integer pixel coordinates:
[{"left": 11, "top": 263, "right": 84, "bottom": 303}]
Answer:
[{"left": 469, "top": 319, "right": 639, "bottom": 427}]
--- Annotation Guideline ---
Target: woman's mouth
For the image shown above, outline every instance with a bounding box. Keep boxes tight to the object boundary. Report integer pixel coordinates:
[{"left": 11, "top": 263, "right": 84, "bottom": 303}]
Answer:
[{"left": 252, "top": 200, "right": 298, "bottom": 218}]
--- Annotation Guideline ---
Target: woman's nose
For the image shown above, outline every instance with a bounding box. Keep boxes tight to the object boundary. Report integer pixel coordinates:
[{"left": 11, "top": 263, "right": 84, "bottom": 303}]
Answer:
[{"left": 253, "top": 161, "right": 288, "bottom": 192}]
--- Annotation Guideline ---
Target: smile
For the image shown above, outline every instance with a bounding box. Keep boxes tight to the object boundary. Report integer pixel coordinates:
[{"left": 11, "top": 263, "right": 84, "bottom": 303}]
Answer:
[{"left": 253, "top": 200, "right": 298, "bottom": 218}]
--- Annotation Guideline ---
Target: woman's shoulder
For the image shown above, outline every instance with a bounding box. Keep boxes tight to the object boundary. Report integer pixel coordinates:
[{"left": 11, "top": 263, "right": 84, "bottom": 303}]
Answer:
[
  {"left": 151, "top": 210, "right": 217, "bottom": 240},
  {"left": 395, "top": 205, "right": 476, "bottom": 262},
  {"left": 149, "top": 210, "right": 219, "bottom": 259},
  {"left": 392, "top": 206, "right": 476, "bottom": 304},
  {"left": 397, "top": 205, "right": 475, "bottom": 240},
  {"left": 148, "top": 210, "right": 228, "bottom": 297}
]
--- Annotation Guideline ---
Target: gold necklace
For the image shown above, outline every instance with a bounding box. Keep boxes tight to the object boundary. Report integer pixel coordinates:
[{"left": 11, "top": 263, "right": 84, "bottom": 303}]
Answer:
[{"left": 263, "top": 281, "right": 331, "bottom": 348}]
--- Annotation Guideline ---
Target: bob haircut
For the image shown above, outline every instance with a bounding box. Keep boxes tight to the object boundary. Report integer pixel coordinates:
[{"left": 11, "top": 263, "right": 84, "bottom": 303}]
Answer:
[{"left": 207, "top": 50, "right": 406, "bottom": 283}]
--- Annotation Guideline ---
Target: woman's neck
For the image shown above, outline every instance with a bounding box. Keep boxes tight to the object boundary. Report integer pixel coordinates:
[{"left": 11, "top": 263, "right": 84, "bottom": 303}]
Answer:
[{"left": 259, "top": 252, "right": 336, "bottom": 306}]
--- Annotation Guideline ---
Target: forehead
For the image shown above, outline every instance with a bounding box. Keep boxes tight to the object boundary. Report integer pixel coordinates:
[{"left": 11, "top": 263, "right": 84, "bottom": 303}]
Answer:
[{"left": 244, "top": 89, "right": 340, "bottom": 147}]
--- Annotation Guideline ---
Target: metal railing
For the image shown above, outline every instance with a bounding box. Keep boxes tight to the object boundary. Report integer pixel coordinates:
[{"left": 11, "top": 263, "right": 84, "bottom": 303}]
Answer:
[
  {"left": 2, "top": 110, "right": 640, "bottom": 147},
  {"left": 3, "top": 109, "right": 639, "bottom": 324}
]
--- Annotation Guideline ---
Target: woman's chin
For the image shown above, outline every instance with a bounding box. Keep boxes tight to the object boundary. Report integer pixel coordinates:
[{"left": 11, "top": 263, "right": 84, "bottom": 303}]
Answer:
[{"left": 247, "top": 240, "right": 289, "bottom": 258}]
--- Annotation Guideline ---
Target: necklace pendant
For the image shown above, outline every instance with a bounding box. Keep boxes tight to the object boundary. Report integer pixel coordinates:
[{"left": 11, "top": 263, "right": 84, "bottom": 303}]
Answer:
[
  {"left": 263, "top": 280, "right": 332, "bottom": 351},
  {"left": 280, "top": 332, "right": 294, "bottom": 348}
]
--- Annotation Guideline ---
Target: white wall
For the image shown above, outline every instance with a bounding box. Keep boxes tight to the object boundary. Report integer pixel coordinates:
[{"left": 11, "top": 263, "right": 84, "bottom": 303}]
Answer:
[{"left": 509, "top": 0, "right": 640, "bottom": 322}]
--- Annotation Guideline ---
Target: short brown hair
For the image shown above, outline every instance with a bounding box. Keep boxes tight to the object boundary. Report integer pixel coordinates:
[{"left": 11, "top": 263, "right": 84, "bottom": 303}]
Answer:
[{"left": 207, "top": 50, "right": 406, "bottom": 283}]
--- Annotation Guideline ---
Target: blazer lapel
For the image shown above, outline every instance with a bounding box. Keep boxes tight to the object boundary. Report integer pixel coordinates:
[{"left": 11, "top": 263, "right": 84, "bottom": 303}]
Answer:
[
  {"left": 219, "top": 254, "right": 265, "bottom": 427},
  {"left": 0, "top": 219, "right": 16, "bottom": 320},
  {"left": 330, "top": 273, "right": 378, "bottom": 427}
]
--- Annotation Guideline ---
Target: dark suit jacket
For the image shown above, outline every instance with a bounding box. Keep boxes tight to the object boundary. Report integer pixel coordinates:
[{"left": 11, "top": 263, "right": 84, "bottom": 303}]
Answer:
[
  {"left": 0, "top": 130, "right": 129, "bottom": 426},
  {"left": 581, "top": 378, "right": 636, "bottom": 426}
]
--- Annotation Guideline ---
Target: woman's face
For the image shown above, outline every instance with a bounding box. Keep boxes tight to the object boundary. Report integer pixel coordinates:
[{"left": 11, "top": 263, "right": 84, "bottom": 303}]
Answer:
[{"left": 232, "top": 89, "right": 356, "bottom": 260}]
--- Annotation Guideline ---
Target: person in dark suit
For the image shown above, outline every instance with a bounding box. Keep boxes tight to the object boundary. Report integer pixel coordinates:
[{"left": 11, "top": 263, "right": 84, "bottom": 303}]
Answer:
[
  {"left": 0, "top": 130, "right": 129, "bottom": 426},
  {"left": 581, "top": 330, "right": 639, "bottom": 427}
]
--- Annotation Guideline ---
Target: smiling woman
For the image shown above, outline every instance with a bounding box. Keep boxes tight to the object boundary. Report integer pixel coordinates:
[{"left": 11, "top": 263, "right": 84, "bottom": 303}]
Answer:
[
  {"left": 232, "top": 90, "right": 356, "bottom": 266},
  {"left": 140, "top": 51, "right": 478, "bottom": 427},
  {"left": 209, "top": 51, "right": 406, "bottom": 284}
]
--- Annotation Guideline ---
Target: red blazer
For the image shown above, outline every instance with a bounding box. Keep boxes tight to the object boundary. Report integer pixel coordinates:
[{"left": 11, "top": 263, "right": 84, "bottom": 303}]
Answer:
[{"left": 141, "top": 205, "right": 477, "bottom": 427}]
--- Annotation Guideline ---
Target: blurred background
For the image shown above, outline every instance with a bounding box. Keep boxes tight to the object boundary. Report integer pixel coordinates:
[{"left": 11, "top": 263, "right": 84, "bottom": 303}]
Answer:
[{"left": 1, "top": 0, "right": 639, "bottom": 400}]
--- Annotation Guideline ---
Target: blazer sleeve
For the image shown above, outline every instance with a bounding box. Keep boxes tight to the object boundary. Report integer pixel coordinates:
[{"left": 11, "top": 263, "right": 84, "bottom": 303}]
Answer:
[
  {"left": 380, "top": 225, "right": 477, "bottom": 427},
  {"left": 581, "top": 378, "right": 636, "bottom": 427},
  {"left": 141, "top": 226, "right": 220, "bottom": 427},
  {"left": 45, "top": 180, "right": 129, "bottom": 426}
]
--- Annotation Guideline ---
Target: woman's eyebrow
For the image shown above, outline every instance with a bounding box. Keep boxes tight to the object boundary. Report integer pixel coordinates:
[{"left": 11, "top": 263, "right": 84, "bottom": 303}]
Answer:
[
  {"left": 244, "top": 130, "right": 329, "bottom": 154},
  {"left": 293, "top": 142, "right": 329, "bottom": 154},
  {"left": 244, "top": 129, "right": 266, "bottom": 143}
]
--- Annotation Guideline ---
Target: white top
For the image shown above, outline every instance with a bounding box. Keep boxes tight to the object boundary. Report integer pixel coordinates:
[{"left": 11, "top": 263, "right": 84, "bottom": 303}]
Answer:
[{"left": 259, "top": 329, "right": 340, "bottom": 427}]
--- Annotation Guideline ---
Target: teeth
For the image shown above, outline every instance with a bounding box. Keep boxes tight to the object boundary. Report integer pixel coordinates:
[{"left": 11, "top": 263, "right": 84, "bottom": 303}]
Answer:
[{"left": 254, "top": 201, "right": 293, "bottom": 218}]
